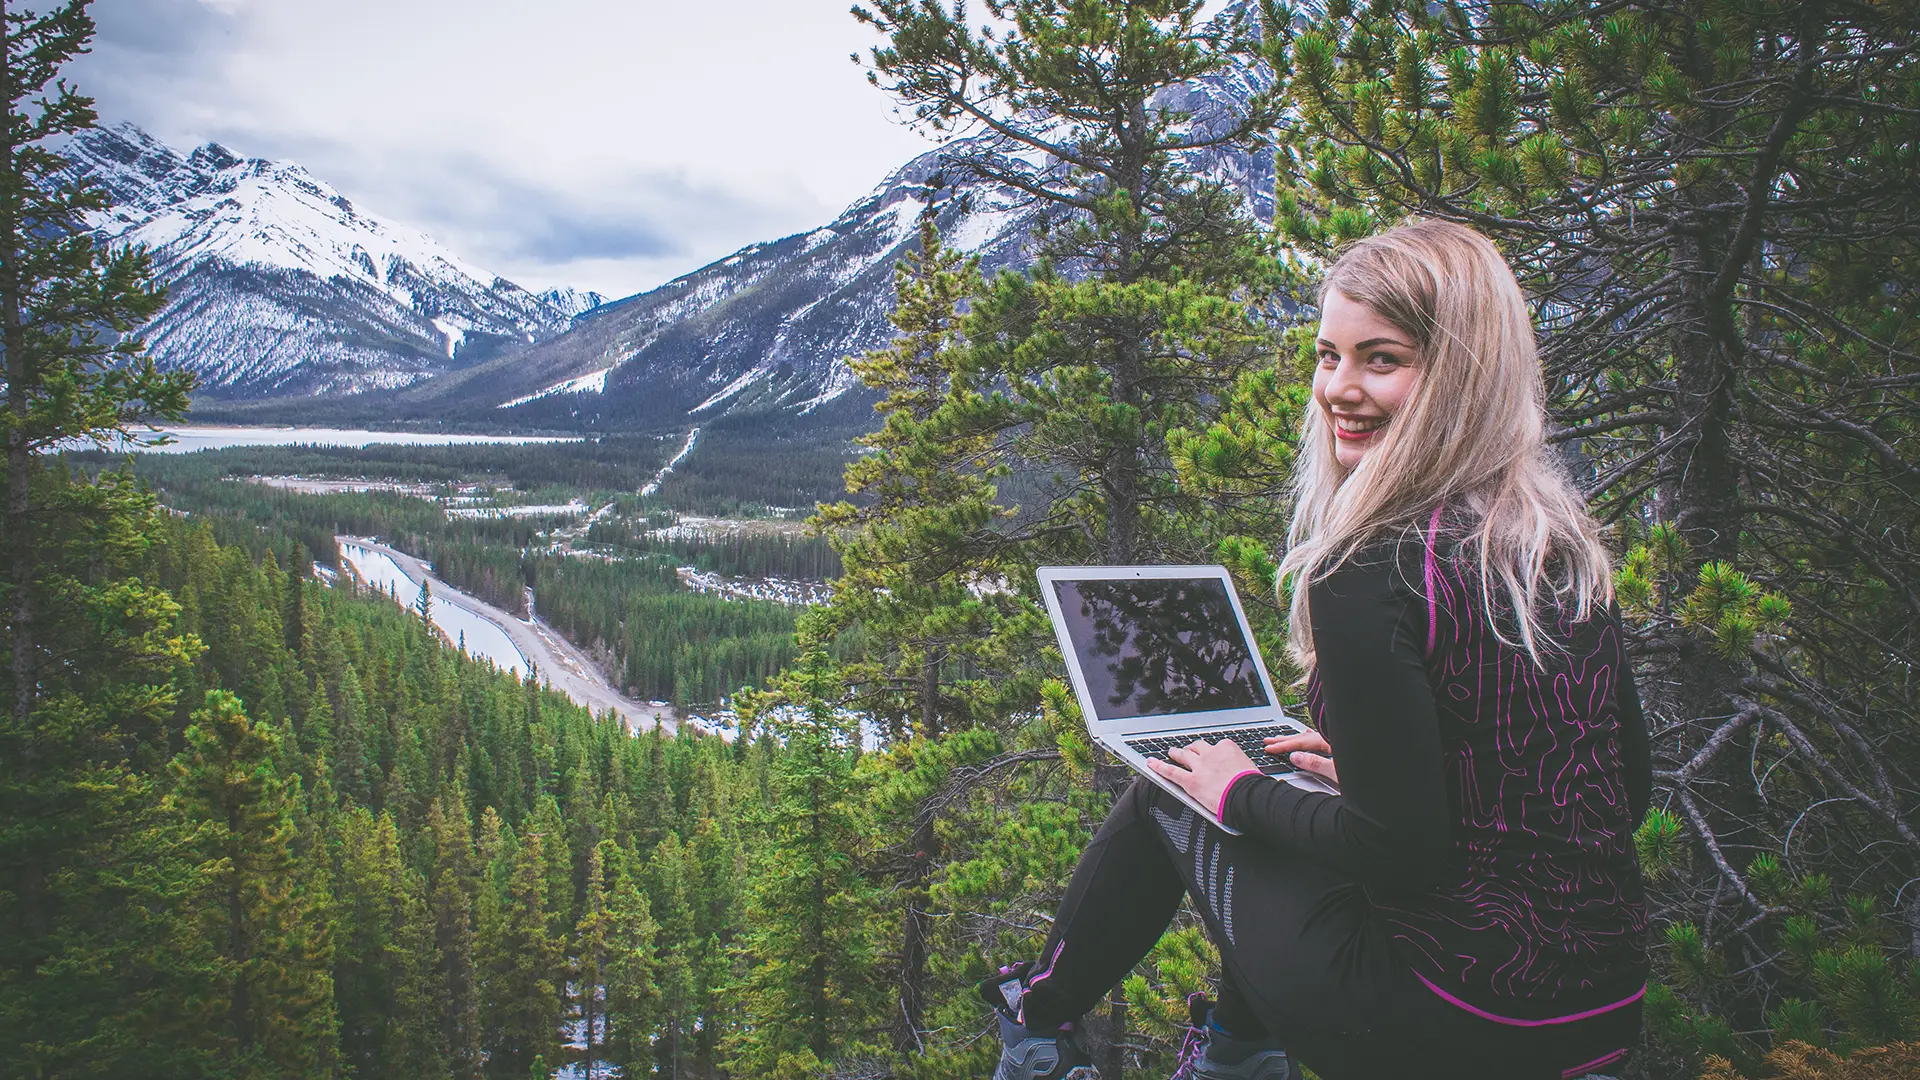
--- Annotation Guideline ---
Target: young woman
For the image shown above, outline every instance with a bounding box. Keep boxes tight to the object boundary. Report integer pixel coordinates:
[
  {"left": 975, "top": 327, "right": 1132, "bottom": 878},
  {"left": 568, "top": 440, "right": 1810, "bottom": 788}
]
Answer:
[{"left": 984, "top": 220, "right": 1652, "bottom": 1080}]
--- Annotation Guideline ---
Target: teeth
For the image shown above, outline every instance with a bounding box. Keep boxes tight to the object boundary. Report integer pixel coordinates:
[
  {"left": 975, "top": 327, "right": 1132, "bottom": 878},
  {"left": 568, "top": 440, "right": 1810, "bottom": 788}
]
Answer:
[{"left": 1335, "top": 416, "right": 1386, "bottom": 434}]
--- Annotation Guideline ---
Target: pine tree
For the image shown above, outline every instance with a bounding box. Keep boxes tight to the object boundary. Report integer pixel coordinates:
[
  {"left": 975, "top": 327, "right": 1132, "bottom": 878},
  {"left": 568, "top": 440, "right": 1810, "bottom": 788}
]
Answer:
[
  {"left": 332, "top": 807, "right": 440, "bottom": 1080},
  {"left": 570, "top": 840, "right": 651, "bottom": 1080},
  {"left": 805, "top": 216, "right": 1059, "bottom": 1052},
  {"left": 0, "top": 2, "right": 195, "bottom": 1073},
  {"left": 0, "top": 0, "right": 188, "bottom": 724},
  {"left": 807, "top": 216, "right": 1041, "bottom": 745},
  {"left": 530, "top": 792, "right": 574, "bottom": 938},
  {"left": 631, "top": 725, "right": 673, "bottom": 853},
  {"left": 572, "top": 843, "right": 611, "bottom": 1079},
  {"left": 855, "top": 0, "right": 1280, "bottom": 567},
  {"left": 301, "top": 679, "right": 336, "bottom": 766},
  {"left": 643, "top": 831, "right": 699, "bottom": 1080},
  {"left": 332, "top": 665, "right": 372, "bottom": 806},
  {"left": 685, "top": 763, "right": 744, "bottom": 1078},
  {"left": 725, "top": 656, "right": 884, "bottom": 1077},
  {"left": 426, "top": 793, "right": 482, "bottom": 1080},
  {"left": 168, "top": 690, "right": 338, "bottom": 1078},
  {"left": 598, "top": 840, "right": 659, "bottom": 1077},
  {"left": 285, "top": 543, "right": 308, "bottom": 656},
  {"left": 481, "top": 828, "right": 563, "bottom": 1078}
]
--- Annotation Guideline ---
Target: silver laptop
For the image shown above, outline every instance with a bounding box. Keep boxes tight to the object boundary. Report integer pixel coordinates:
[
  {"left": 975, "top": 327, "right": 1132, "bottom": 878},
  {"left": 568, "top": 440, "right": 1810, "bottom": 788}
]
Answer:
[{"left": 1037, "top": 564, "right": 1338, "bottom": 834}]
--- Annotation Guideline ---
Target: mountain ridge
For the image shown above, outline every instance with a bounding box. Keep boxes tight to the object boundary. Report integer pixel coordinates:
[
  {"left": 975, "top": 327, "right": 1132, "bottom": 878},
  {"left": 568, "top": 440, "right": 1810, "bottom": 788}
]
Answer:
[
  {"left": 58, "top": 122, "right": 591, "bottom": 399},
  {"left": 386, "top": 55, "right": 1276, "bottom": 432},
  {"left": 72, "top": 37, "right": 1273, "bottom": 432}
]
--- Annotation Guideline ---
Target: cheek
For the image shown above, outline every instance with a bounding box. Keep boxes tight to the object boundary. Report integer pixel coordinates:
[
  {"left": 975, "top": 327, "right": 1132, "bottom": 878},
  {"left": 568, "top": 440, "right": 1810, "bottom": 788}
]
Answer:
[
  {"left": 1311, "top": 366, "right": 1333, "bottom": 409},
  {"left": 1377, "top": 368, "right": 1420, "bottom": 415}
]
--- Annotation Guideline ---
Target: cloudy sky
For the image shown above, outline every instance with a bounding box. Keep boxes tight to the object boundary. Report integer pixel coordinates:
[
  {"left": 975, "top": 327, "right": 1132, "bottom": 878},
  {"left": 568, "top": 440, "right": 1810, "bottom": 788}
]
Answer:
[{"left": 74, "top": 0, "right": 941, "bottom": 299}]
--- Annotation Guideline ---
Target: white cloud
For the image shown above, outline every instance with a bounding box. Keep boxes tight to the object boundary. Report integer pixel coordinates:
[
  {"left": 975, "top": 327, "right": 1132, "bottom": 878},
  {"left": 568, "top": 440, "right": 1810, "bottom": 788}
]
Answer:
[{"left": 75, "top": 0, "right": 939, "bottom": 298}]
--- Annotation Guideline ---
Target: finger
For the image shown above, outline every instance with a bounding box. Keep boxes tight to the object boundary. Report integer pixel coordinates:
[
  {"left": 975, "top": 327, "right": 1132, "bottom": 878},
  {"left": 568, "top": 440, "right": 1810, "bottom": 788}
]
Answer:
[
  {"left": 1147, "top": 757, "right": 1194, "bottom": 791},
  {"left": 1150, "top": 754, "right": 1187, "bottom": 777},
  {"left": 1289, "top": 751, "right": 1337, "bottom": 782},
  {"left": 1265, "top": 730, "right": 1329, "bottom": 747},
  {"left": 1167, "top": 744, "right": 1200, "bottom": 766},
  {"left": 1265, "top": 733, "right": 1331, "bottom": 755}
]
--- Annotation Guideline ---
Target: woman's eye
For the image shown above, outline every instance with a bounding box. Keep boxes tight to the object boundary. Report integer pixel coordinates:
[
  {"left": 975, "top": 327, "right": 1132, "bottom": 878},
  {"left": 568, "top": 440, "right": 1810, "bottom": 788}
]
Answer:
[
  {"left": 1317, "top": 351, "right": 1340, "bottom": 366},
  {"left": 1368, "top": 353, "right": 1403, "bottom": 368}
]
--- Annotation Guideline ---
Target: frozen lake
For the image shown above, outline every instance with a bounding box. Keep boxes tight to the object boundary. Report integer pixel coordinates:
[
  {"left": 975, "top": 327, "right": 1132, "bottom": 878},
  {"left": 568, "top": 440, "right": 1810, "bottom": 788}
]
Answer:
[
  {"left": 75, "top": 425, "right": 580, "bottom": 454},
  {"left": 338, "top": 541, "right": 529, "bottom": 676}
]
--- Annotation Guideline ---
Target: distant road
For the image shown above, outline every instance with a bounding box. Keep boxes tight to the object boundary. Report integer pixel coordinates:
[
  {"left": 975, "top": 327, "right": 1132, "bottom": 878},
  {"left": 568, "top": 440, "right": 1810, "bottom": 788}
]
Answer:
[{"left": 338, "top": 536, "right": 676, "bottom": 735}]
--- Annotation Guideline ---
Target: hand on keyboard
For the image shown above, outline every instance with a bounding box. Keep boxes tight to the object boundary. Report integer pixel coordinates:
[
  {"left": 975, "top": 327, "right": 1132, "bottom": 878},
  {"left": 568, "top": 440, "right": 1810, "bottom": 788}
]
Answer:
[
  {"left": 1146, "top": 737, "right": 1260, "bottom": 814},
  {"left": 1264, "top": 730, "right": 1338, "bottom": 786},
  {"left": 1128, "top": 726, "right": 1300, "bottom": 776}
]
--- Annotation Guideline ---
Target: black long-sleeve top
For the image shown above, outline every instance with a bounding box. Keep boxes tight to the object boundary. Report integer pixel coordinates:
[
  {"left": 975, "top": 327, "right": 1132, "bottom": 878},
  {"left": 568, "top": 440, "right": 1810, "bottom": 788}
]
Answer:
[{"left": 1221, "top": 525, "right": 1651, "bottom": 1021}]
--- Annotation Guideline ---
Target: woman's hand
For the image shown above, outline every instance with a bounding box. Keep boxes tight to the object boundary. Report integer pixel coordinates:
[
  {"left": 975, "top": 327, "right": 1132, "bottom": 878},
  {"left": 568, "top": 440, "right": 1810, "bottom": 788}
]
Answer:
[
  {"left": 1147, "top": 738, "right": 1260, "bottom": 812},
  {"left": 1265, "top": 730, "right": 1339, "bottom": 786}
]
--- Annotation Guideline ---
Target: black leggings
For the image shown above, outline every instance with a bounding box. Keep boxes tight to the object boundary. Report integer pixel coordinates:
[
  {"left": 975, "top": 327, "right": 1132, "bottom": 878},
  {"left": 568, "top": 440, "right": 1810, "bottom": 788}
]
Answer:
[{"left": 1018, "top": 779, "right": 1641, "bottom": 1080}]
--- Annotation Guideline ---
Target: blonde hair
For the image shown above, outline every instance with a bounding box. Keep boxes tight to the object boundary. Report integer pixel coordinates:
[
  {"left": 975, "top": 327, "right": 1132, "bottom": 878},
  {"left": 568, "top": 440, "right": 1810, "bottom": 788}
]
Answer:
[{"left": 1279, "top": 219, "right": 1612, "bottom": 668}]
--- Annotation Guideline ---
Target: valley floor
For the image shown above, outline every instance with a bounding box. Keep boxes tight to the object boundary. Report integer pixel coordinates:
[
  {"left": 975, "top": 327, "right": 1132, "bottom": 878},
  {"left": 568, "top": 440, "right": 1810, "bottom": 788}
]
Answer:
[{"left": 338, "top": 535, "right": 677, "bottom": 734}]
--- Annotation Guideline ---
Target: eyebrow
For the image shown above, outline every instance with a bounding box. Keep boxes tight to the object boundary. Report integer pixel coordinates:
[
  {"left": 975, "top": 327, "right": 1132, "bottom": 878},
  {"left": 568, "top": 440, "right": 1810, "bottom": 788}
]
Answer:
[{"left": 1317, "top": 336, "right": 1415, "bottom": 351}]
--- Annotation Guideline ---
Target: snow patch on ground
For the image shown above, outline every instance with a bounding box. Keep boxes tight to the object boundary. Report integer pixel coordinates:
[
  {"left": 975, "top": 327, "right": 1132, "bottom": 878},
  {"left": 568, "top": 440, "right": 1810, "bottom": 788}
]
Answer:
[
  {"left": 640, "top": 428, "right": 700, "bottom": 497},
  {"left": 689, "top": 367, "right": 763, "bottom": 414},
  {"left": 877, "top": 198, "right": 922, "bottom": 241},
  {"left": 675, "top": 566, "right": 832, "bottom": 607},
  {"left": 794, "top": 362, "right": 861, "bottom": 414},
  {"left": 950, "top": 204, "right": 1024, "bottom": 251},
  {"left": 497, "top": 366, "right": 615, "bottom": 408},
  {"left": 444, "top": 499, "right": 590, "bottom": 519},
  {"left": 431, "top": 318, "right": 465, "bottom": 359}
]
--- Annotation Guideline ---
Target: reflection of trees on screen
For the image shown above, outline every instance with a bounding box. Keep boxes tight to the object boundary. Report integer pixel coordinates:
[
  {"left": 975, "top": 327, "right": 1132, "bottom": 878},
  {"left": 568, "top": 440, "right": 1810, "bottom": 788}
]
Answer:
[{"left": 1069, "top": 580, "right": 1264, "bottom": 716}]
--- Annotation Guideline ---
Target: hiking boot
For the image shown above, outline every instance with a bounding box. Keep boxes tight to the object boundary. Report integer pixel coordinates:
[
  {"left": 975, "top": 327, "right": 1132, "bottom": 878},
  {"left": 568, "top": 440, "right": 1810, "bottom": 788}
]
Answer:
[
  {"left": 993, "top": 1014, "right": 1098, "bottom": 1080},
  {"left": 979, "top": 962, "right": 1097, "bottom": 1080},
  {"left": 1169, "top": 995, "right": 1298, "bottom": 1080}
]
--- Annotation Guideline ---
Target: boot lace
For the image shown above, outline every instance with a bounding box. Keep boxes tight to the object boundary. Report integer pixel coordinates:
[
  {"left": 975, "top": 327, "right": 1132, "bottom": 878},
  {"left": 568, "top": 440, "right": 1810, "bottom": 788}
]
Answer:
[{"left": 1169, "top": 992, "right": 1211, "bottom": 1080}]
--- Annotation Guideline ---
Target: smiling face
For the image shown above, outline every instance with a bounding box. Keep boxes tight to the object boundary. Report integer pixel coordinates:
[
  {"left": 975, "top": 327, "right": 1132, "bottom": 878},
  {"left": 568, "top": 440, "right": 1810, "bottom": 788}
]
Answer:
[{"left": 1313, "top": 289, "right": 1423, "bottom": 471}]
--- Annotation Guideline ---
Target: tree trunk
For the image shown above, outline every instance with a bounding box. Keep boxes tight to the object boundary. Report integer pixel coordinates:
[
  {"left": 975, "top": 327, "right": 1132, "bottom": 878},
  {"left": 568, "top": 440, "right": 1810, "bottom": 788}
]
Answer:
[
  {"left": 1082, "top": 989, "right": 1130, "bottom": 1080},
  {"left": 1655, "top": 133, "right": 1743, "bottom": 556},
  {"left": 893, "top": 813, "right": 937, "bottom": 1054},
  {"left": 1652, "top": 115, "right": 1780, "bottom": 1025},
  {"left": 919, "top": 652, "right": 941, "bottom": 740},
  {"left": 888, "top": 656, "right": 945, "bottom": 1053}
]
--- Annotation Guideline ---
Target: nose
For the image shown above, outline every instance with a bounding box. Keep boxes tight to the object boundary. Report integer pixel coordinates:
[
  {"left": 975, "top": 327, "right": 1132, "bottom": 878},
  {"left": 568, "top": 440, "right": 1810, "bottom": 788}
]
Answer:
[{"left": 1324, "top": 356, "right": 1368, "bottom": 406}]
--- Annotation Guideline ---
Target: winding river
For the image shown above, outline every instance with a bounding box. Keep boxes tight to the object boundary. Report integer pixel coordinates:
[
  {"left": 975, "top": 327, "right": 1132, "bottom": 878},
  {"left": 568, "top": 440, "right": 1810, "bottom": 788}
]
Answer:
[{"left": 337, "top": 538, "right": 674, "bottom": 734}]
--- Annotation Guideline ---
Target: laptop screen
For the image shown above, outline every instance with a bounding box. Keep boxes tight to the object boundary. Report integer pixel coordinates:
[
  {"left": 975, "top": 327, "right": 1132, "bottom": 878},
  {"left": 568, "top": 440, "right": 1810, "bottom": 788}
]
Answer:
[{"left": 1050, "top": 576, "right": 1272, "bottom": 720}]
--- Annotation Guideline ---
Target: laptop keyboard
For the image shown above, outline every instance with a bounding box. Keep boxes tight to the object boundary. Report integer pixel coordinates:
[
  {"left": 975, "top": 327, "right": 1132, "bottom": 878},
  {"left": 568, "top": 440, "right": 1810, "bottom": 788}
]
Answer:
[{"left": 1125, "top": 723, "right": 1305, "bottom": 776}]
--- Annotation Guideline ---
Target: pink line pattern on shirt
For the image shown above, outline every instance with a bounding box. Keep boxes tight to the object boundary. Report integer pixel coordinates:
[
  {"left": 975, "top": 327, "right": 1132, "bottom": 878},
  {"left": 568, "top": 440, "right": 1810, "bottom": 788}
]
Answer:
[{"left": 1309, "top": 516, "right": 1649, "bottom": 1020}]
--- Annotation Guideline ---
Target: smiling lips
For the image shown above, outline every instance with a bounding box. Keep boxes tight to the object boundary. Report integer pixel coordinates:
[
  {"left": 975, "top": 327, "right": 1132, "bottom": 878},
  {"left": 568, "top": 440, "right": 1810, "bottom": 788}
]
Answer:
[{"left": 1333, "top": 414, "right": 1389, "bottom": 440}]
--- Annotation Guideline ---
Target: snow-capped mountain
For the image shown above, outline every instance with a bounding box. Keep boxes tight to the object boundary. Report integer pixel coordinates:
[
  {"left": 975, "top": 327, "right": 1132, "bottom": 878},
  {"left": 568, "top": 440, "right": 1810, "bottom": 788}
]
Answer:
[
  {"left": 535, "top": 287, "right": 608, "bottom": 320},
  {"left": 58, "top": 123, "right": 581, "bottom": 398},
  {"left": 442, "top": 57, "right": 1274, "bottom": 430},
  {"left": 435, "top": 168, "right": 1038, "bottom": 428}
]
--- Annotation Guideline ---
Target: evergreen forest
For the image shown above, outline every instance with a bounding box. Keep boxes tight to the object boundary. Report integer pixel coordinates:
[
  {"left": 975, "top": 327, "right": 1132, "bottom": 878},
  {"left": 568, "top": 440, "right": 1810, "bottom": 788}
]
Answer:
[
  {"left": 91, "top": 446, "right": 839, "bottom": 708},
  {"left": 6, "top": 3, "right": 1920, "bottom": 1080}
]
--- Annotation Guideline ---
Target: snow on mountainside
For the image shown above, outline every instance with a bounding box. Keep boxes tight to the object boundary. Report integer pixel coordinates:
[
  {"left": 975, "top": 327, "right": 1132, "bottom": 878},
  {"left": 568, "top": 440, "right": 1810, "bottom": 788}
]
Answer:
[
  {"left": 57, "top": 122, "right": 579, "bottom": 398},
  {"left": 456, "top": 56, "right": 1275, "bottom": 431},
  {"left": 536, "top": 287, "right": 608, "bottom": 320}
]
